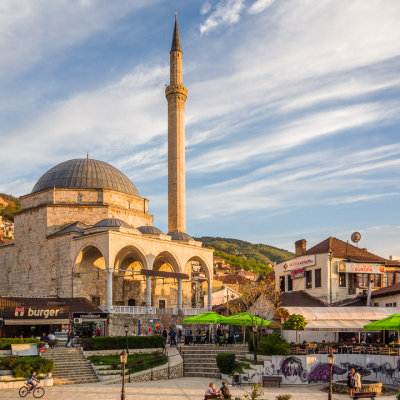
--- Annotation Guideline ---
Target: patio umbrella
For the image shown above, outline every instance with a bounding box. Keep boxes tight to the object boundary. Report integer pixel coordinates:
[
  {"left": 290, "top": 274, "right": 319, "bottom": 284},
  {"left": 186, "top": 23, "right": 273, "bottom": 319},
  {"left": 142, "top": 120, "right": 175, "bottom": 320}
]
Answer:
[
  {"left": 221, "top": 312, "right": 271, "bottom": 327},
  {"left": 182, "top": 311, "right": 225, "bottom": 324},
  {"left": 364, "top": 314, "right": 400, "bottom": 331}
]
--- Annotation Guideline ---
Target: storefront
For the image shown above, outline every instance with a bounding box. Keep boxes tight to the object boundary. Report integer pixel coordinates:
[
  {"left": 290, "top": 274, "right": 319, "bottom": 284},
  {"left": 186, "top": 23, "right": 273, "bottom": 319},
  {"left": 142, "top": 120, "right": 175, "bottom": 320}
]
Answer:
[
  {"left": 72, "top": 312, "right": 108, "bottom": 337},
  {"left": 0, "top": 297, "right": 107, "bottom": 338}
]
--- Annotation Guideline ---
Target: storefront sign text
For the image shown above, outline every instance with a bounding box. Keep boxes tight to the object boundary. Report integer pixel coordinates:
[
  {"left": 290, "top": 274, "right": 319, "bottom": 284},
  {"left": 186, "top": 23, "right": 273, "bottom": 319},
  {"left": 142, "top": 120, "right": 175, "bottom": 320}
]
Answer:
[
  {"left": 14, "top": 307, "right": 60, "bottom": 318},
  {"left": 283, "top": 255, "right": 316, "bottom": 270},
  {"left": 338, "top": 262, "right": 385, "bottom": 274}
]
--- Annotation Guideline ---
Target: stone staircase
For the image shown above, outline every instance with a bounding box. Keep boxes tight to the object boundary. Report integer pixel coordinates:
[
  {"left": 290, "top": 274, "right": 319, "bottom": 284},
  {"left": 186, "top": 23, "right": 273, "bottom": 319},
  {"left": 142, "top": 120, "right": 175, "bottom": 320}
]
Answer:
[
  {"left": 181, "top": 345, "right": 247, "bottom": 379},
  {"left": 41, "top": 347, "right": 99, "bottom": 385}
]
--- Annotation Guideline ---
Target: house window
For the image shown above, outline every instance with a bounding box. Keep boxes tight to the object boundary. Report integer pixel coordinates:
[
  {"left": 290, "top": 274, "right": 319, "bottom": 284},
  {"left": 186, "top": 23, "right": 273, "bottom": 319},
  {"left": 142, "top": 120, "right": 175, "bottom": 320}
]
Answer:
[
  {"left": 394, "top": 302, "right": 397, "bottom": 307},
  {"left": 305, "top": 270, "right": 312, "bottom": 289},
  {"left": 339, "top": 272, "right": 347, "bottom": 287},
  {"left": 314, "top": 269, "right": 321, "bottom": 288},
  {"left": 279, "top": 276, "right": 285, "bottom": 292},
  {"left": 388, "top": 272, "right": 395, "bottom": 286},
  {"left": 287, "top": 275, "right": 293, "bottom": 291},
  {"left": 128, "top": 299, "right": 136, "bottom": 306},
  {"left": 373, "top": 302, "right": 379, "bottom": 307},
  {"left": 374, "top": 274, "right": 382, "bottom": 288}
]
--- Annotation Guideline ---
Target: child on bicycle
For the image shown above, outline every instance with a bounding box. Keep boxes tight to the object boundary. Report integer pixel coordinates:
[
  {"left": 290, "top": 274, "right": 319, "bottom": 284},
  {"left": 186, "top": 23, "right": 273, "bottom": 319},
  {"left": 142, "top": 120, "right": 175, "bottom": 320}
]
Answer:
[{"left": 27, "top": 370, "right": 39, "bottom": 392}]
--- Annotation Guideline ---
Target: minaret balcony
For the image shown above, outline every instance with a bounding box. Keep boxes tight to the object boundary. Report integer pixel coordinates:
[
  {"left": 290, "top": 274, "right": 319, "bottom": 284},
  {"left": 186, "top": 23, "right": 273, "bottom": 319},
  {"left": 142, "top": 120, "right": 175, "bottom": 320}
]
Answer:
[{"left": 165, "top": 84, "right": 188, "bottom": 99}]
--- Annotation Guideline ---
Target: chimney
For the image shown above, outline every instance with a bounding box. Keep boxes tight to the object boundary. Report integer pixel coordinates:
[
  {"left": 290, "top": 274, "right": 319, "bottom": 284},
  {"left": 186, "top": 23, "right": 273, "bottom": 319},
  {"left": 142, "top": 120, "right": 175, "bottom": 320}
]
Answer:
[{"left": 295, "top": 239, "right": 307, "bottom": 256}]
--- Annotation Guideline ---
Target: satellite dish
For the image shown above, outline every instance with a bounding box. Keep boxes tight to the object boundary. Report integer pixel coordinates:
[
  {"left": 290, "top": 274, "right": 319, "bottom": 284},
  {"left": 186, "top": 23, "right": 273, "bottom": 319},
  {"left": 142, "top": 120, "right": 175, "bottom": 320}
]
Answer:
[{"left": 351, "top": 232, "right": 361, "bottom": 243}]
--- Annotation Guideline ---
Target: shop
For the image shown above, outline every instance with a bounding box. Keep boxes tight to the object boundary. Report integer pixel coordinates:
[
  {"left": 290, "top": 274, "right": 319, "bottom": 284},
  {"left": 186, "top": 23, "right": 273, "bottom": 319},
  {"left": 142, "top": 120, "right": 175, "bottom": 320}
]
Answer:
[
  {"left": 0, "top": 297, "right": 106, "bottom": 338},
  {"left": 72, "top": 312, "right": 108, "bottom": 337}
]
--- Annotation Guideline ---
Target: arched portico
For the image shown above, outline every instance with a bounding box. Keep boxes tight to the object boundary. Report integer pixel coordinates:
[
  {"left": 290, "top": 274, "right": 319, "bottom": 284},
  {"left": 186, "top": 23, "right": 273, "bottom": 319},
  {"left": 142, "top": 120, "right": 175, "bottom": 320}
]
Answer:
[
  {"left": 184, "top": 255, "right": 213, "bottom": 311},
  {"left": 112, "top": 246, "right": 148, "bottom": 307},
  {"left": 73, "top": 244, "right": 107, "bottom": 307}
]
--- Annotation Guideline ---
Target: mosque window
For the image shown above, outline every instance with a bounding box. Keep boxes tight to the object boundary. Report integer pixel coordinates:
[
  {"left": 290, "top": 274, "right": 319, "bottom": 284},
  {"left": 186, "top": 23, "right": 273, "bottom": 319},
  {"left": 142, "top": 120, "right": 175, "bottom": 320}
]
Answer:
[
  {"left": 127, "top": 200, "right": 130, "bottom": 209},
  {"left": 77, "top": 193, "right": 82, "bottom": 203},
  {"left": 51, "top": 264, "right": 57, "bottom": 280}
]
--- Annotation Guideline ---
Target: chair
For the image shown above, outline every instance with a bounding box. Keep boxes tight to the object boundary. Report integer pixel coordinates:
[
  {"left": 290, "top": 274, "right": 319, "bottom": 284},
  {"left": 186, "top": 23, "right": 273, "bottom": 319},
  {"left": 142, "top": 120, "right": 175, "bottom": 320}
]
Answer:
[
  {"left": 352, "top": 346, "right": 362, "bottom": 354},
  {"left": 296, "top": 347, "right": 307, "bottom": 355},
  {"left": 380, "top": 347, "right": 390, "bottom": 355}
]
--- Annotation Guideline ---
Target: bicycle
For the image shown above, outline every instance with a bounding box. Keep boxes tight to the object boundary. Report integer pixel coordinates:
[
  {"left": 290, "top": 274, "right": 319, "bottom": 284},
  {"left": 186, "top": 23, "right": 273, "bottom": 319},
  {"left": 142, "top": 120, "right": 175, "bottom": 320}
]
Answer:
[{"left": 19, "top": 381, "right": 45, "bottom": 398}]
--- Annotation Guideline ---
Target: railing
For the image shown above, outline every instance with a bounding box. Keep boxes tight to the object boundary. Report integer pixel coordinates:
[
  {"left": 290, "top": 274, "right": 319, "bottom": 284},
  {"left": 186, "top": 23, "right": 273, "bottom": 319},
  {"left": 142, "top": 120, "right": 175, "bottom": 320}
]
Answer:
[{"left": 99, "top": 305, "right": 208, "bottom": 315}]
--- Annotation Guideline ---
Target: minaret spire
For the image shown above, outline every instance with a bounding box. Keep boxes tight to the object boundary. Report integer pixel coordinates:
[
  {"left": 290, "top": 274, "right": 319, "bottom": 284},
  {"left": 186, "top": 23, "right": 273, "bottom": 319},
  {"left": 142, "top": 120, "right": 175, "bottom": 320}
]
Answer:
[{"left": 166, "top": 13, "right": 187, "bottom": 233}]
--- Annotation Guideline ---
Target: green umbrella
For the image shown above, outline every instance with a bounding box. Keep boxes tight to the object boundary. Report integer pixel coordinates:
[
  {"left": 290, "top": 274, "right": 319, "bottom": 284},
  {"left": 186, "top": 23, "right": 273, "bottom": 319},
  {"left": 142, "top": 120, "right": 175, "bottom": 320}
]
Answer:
[
  {"left": 221, "top": 312, "right": 270, "bottom": 327},
  {"left": 364, "top": 314, "right": 400, "bottom": 331},
  {"left": 182, "top": 311, "right": 225, "bottom": 324}
]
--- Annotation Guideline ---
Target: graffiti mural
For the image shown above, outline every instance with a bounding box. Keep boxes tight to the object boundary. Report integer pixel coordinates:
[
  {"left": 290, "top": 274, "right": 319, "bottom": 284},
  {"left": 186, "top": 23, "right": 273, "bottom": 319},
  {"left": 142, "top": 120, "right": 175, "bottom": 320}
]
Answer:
[{"left": 235, "top": 354, "right": 400, "bottom": 385}]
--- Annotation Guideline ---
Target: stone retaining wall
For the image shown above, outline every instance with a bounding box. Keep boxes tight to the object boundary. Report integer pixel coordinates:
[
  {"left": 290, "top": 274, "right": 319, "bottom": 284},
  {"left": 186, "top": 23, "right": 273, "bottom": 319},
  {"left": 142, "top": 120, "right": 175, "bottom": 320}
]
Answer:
[
  {"left": 83, "top": 348, "right": 163, "bottom": 357},
  {"left": 0, "top": 377, "right": 53, "bottom": 390}
]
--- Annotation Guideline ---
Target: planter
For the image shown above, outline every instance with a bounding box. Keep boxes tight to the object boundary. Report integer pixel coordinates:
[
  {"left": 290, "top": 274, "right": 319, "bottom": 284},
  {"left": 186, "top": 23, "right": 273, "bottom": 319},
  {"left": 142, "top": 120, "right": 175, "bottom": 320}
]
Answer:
[{"left": 332, "top": 380, "right": 383, "bottom": 395}]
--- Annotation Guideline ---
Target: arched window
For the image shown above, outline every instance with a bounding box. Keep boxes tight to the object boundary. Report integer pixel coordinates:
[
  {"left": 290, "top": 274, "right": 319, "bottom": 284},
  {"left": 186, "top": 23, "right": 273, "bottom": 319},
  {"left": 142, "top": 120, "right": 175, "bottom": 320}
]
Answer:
[
  {"left": 51, "top": 264, "right": 57, "bottom": 280},
  {"left": 77, "top": 193, "right": 82, "bottom": 203}
]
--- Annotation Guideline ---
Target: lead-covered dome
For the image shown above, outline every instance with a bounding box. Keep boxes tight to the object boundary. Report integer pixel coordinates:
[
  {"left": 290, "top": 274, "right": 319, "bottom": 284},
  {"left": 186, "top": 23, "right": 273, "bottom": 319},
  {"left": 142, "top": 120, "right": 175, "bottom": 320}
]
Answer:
[{"left": 32, "top": 158, "right": 139, "bottom": 197}]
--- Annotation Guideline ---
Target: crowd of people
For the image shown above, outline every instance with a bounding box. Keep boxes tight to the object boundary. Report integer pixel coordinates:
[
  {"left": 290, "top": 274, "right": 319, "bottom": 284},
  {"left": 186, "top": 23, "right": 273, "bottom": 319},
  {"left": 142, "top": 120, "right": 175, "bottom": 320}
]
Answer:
[{"left": 204, "top": 381, "right": 230, "bottom": 399}]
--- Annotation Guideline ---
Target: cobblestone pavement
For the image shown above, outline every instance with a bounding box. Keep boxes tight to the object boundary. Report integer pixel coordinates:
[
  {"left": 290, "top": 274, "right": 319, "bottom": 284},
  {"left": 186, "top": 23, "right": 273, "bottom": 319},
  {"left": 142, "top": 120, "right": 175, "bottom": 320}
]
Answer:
[{"left": 1, "top": 377, "right": 397, "bottom": 400}]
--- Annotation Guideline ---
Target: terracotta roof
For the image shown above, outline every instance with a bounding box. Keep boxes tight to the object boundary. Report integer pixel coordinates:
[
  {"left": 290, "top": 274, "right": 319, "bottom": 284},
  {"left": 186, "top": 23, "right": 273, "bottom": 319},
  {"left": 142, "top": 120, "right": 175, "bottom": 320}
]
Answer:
[
  {"left": 215, "top": 274, "right": 249, "bottom": 285},
  {"left": 371, "top": 282, "right": 400, "bottom": 298},
  {"left": 280, "top": 291, "right": 328, "bottom": 307},
  {"left": 239, "top": 271, "right": 259, "bottom": 277},
  {"left": 306, "top": 237, "right": 389, "bottom": 263}
]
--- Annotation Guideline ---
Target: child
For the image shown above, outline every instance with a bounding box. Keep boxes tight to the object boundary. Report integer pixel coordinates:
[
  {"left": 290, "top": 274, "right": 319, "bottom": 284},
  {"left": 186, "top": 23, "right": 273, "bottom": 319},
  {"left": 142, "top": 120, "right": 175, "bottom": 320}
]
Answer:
[{"left": 27, "top": 370, "right": 39, "bottom": 392}]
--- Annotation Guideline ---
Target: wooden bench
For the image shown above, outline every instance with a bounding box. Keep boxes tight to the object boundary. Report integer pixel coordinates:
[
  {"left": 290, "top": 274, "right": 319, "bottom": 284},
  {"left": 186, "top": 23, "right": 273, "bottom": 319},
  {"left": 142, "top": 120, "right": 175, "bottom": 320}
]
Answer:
[
  {"left": 351, "top": 392, "right": 377, "bottom": 400},
  {"left": 262, "top": 375, "right": 282, "bottom": 387}
]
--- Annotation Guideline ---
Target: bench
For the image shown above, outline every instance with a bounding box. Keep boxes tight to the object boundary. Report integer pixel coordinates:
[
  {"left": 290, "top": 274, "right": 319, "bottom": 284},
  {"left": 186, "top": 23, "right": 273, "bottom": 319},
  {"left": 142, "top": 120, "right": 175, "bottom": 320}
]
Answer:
[
  {"left": 262, "top": 375, "right": 282, "bottom": 387},
  {"left": 351, "top": 392, "right": 377, "bottom": 400}
]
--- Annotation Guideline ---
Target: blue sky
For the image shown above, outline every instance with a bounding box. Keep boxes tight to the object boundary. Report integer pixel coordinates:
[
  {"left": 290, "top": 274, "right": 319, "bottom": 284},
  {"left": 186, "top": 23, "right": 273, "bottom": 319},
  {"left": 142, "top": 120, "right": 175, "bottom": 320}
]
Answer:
[{"left": 1, "top": 0, "right": 400, "bottom": 257}]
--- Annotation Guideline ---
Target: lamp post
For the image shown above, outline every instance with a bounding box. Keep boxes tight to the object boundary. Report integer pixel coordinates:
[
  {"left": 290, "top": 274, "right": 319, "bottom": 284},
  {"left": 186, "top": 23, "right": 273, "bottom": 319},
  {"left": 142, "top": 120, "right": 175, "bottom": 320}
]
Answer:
[
  {"left": 327, "top": 351, "right": 335, "bottom": 400},
  {"left": 120, "top": 349, "right": 128, "bottom": 400},
  {"left": 124, "top": 324, "right": 130, "bottom": 382}
]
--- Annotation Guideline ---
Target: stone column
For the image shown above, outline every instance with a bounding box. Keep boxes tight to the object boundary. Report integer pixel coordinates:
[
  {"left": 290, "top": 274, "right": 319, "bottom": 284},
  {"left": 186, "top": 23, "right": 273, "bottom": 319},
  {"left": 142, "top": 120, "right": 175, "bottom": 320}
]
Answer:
[
  {"left": 208, "top": 281, "right": 212, "bottom": 311},
  {"left": 177, "top": 278, "right": 183, "bottom": 311},
  {"left": 106, "top": 268, "right": 114, "bottom": 312},
  {"left": 146, "top": 276, "right": 152, "bottom": 310}
]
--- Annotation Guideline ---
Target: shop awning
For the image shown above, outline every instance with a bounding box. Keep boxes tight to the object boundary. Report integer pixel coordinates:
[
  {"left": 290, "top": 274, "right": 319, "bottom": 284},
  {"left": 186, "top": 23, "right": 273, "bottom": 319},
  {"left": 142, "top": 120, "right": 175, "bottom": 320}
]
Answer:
[
  {"left": 4, "top": 319, "right": 69, "bottom": 325},
  {"left": 305, "top": 320, "right": 371, "bottom": 332}
]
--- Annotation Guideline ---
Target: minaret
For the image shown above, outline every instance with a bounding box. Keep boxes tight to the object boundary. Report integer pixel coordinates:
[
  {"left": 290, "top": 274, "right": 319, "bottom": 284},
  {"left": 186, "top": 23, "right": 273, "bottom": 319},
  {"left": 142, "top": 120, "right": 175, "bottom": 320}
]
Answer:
[{"left": 166, "top": 13, "right": 187, "bottom": 233}]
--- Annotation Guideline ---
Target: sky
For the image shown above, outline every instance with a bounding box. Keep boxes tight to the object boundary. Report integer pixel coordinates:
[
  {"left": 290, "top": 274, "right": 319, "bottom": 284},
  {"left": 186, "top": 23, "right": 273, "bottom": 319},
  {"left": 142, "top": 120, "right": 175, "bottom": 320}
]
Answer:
[{"left": 0, "top": 0, "right": 399, "bottom": 258}]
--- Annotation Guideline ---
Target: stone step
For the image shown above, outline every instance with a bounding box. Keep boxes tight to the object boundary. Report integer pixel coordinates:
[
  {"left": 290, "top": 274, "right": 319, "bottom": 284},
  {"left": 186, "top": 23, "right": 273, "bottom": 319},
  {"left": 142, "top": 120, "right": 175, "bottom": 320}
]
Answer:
[
  {"left": 183, "top": 371, "right": 221, "bottom": 378},
  {"left": 184, "top": 367, "right": 220, "bottom": 373}
]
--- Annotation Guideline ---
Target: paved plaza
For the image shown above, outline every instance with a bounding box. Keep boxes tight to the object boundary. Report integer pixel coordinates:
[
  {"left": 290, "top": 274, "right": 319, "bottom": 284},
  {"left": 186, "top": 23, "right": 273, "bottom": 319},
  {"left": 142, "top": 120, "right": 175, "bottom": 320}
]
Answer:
[{"left": 1, "top": 377, "right": 398, "bottom": 400}]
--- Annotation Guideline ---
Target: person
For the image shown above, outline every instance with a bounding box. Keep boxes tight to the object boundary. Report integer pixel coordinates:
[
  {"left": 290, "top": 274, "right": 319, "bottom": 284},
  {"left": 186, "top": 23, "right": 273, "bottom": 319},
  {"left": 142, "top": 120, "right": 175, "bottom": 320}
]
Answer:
[
  {"left": 204, "top": 382, "right": 217, "bottom": 398},
  {"left": 354, "top": 369, "right": 362, "bottom": 393},
  {"left": 47, "top": 332, "right": 57, "bottom": 349},
  {"left": 219, "top": 381, "right": 230, "bottom": 399},
  {"left": 169, "top": 327, "right": 177, "bottom": 347},
  {"left": 162, "top": 328, "right": 168, "bottom": 342},
  {"left": 40, "top": 332, "right": 48, "bottom": 344},
  {"left": 178, "top": 328, "right": 182, "bottom": 343},
  {"left": 66, "top": 329, "right": 75, "bottom": 348},
  {"left": 347, "top": 368, "right": 356, "bottom": 396},
  {"left": 95, "top": 327, "right": 100, "bottom": 337},
  {"left": 27, "top": 370, "right": 39, "bottom": 393}
]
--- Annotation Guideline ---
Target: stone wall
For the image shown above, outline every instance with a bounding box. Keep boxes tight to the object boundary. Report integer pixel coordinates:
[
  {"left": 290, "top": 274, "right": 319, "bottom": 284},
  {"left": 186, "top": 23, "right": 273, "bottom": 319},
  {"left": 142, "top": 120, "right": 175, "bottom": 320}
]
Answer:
[{"left": 115, "top": 363, "right": 183, "bottom": 383}]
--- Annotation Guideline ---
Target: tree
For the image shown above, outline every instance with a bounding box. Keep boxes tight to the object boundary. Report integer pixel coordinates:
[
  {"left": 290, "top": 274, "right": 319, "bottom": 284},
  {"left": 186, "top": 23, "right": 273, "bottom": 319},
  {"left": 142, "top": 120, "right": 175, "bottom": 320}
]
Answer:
[
  {"left": 227, "top": 276, "right": 281, "bottom": 361},
  {"left": 282, "top": 314, "right": 308, "bottom": 343}
]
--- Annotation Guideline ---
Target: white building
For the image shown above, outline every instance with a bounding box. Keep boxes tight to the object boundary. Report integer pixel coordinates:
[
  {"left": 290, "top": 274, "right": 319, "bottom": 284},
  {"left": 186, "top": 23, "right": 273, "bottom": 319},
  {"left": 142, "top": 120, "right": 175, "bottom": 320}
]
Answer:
[{"left": 274, "top": 237, "right": 400, "bottom": 304}]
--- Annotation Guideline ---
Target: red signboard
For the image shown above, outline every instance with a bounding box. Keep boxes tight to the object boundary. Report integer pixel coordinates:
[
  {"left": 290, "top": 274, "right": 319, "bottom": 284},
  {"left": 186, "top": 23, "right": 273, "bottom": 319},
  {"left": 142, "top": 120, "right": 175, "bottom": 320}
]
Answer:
[{"left": 291, "top": 268, "right": 305, "bottom": 279}]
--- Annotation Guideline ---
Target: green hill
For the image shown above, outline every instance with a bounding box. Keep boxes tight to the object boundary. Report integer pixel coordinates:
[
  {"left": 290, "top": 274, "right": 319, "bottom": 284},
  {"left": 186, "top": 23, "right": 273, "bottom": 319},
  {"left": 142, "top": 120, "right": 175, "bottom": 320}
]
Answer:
[
  {"left": 196, "top": 236, "right": 294, "bottom": 276},
  {"left": 0, "top": 193, "right": 20, "bottom": 222}
]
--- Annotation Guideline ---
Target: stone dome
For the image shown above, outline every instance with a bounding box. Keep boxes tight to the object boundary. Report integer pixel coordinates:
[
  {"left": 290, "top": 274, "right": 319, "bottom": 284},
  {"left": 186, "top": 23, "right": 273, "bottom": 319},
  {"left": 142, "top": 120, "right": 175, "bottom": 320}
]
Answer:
[
  {"left": 137, "top": 226, "right": 164, "bottom": 235},
  {"left": 93, "top": 218, "right": 132, "bottom": 229},
  {"left": 32, "top": 158, "right": 139, "bottom": 197},
  {"left": 168, "top": 231, "right": 194, "bottom": 241}
]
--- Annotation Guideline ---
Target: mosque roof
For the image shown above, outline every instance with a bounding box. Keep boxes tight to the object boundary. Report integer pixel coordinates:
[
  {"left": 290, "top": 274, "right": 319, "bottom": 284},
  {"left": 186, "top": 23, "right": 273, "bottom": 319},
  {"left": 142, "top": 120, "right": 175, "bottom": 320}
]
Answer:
[
  {"left": 93, "top": 218, "right": 132, "bottom": 229},
  {"left": 48, "top": 221, "right": 90, "bottom": 238},
  {"left": 32, "top": 158, "right": 139, "bottom": 197},
  {"left": 168, "top": 231, "right": 194, "bottom": 241},
  {"left": 137, "top": 225, "right": 164, "bottom": 235}
]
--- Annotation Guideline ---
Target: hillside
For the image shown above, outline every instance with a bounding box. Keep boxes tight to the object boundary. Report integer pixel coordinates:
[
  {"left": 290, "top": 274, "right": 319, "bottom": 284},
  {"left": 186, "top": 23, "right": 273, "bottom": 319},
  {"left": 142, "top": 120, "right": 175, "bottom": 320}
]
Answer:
[
  {"left": 196, "top": 236, "right": 294, "bottom": 276},
  {"left": 0, "top": 193, "right": 20, "bottom": 222}
]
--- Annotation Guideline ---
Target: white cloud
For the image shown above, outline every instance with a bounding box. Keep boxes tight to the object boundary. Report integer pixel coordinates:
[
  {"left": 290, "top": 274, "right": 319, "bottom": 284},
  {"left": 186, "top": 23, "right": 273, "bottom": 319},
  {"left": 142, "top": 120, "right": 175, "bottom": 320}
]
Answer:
[
  {"left": 248, "top": 0, "right": 275, "bottom": 14},
  {"left": 200, "top": 0, "right": 246, "bottom": 34},
  {"left": 200, "top": 2, "right": 212, "bottom": 15}
]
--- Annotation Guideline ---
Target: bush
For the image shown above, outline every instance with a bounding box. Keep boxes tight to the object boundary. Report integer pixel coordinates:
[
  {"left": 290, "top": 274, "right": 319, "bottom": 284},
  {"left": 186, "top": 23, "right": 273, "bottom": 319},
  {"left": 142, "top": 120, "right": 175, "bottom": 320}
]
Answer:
[
  {"left": 0, "top": 338, "right": 40, "bottom": 350},
  {"left": 258, "top": 334, "right": 290, "bottom": 356},
  {"left": 216, "top": 352, "right": 236, "bottom": 374},
  {"left": 81, "top": 335, "right": 165, "bottom": 351},
  {"left": 0, "top": 356, "right": 53, "bottom": 378},
  {"left": 276, "top": 395, "right": 292, "bottom": 400}
]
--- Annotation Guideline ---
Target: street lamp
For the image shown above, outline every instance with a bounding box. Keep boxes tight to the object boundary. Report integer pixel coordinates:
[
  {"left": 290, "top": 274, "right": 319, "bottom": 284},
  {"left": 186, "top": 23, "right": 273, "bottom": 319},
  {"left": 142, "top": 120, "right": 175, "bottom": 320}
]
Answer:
[
  {"left": 120, "top": 349, "right": 128, "bottom": 400},
  {"left": 327, "top": 351, "right": 335, "bottom": 400},
  {"left": 124, "top": 324, "right": 129, "bottom": 351}
]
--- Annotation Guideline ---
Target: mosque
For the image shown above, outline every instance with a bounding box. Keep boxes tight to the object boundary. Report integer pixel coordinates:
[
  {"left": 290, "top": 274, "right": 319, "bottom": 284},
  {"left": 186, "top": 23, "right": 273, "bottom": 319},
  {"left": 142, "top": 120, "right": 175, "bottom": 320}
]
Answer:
[{"left": 0, "top": 17, "right": 213, "bottom": 333}]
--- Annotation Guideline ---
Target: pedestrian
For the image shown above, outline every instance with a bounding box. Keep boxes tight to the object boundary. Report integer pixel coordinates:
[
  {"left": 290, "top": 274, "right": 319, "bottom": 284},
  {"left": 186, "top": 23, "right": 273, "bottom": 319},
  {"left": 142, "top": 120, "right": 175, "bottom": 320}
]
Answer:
[
  {"left": 178, "top": 328, "right": 182, "bottom": 343},
  {"left": 162, "top": 328, "right": 168, "bottom": 342},
  {"left": 354, "top": 369, "right": 362, "bottom": 393},
  {"left": 169, "top": 327, "right": 177, "bottom": 347},
  {"left": 347, "top": 368, "right": 355, "bottom": 397},
  {"left": 219, "top": 381, "right": 231, "bottom": 399}
]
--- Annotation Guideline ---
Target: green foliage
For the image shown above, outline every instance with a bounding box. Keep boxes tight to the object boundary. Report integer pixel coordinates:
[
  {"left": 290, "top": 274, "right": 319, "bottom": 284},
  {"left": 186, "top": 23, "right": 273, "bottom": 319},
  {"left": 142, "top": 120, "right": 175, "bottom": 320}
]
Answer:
[
  {"left": 276, "top": 395, "right": 292, "bottom": 400},
  {"left": 216, "top": 352, "right": 236, "bottom": 374},
  {"left": 0, "top": 193, "right": 20, "bottom": 222},
  {"left": 258, "top": 334, "right": 290, "bottom": 356},
  {"left": 0, "top": 356, "right": 53, "bottom": 378},
  {"left": 244, "top": 383, "right": 264, "bottom": 400},
  {"left": 282, "top": 314, "right": 308, "bottom": 331},
  {"left": 197, "top": 236, "right": 293, "bottom": 276},
  {"left": 248, "top": 335, "right": 254, "bottom": 352},
  {"left": 81, "top": 335, "right": 165, "bottom": 350},
  {"left": 0, "top": 338, "right": 40, "bottom": 350}
]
